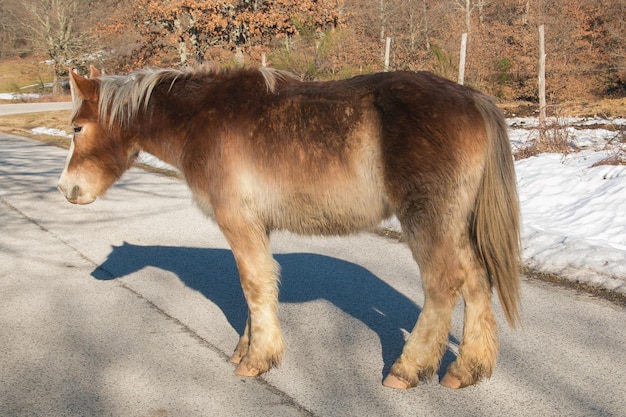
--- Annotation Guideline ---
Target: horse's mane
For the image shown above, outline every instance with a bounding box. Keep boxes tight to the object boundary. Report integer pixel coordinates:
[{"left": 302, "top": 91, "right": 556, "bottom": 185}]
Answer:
[
  {"left": 81, "top": 67, "right": 298, "bottom": 129},
  {"left": 258, "top": 67, "right": 298, "bottom": 94}
]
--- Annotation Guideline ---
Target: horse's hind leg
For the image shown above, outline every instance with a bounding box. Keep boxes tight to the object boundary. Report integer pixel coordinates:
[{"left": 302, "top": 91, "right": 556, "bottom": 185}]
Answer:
[
  {"left": 383, "top": 213, "right": 499, "bottom": 389},
  {"left": 218, "top": 217, "right": 284, "bottom": 377},
  {"left": 440, "top": 254, "right": 498, "bottom": 388},
  {"left": 383, "top": 224, "right": 463, "bottom": 389}
]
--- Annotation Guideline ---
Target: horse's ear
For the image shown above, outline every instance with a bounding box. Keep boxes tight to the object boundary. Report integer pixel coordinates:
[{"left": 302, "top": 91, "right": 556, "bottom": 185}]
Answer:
[
  {"left": 89, "top": 65, "right": 101, "bottom": 78},
  {"left": 69, "top": 69, "right": 98, "bottom": 102}
]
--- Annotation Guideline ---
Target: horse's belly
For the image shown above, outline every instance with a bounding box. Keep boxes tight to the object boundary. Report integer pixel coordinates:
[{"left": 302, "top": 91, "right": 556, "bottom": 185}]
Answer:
[
  {"left": 268, "top": 181, "right": 393, "bottom": 235},
  {"left": 231, "top": 135, "right": 392, "bottom": 235}
]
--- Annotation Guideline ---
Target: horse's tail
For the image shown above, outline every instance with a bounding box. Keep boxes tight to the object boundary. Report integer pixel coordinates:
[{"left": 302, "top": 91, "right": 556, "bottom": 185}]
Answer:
[{"left": 472, "top": 93, "right": 521, "bottom": 327}]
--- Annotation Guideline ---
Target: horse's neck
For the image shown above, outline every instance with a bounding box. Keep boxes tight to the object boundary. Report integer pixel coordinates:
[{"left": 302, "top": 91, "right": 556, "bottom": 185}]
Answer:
[{"left": 138, "top": 130, "right": 186, "bottom": 171}]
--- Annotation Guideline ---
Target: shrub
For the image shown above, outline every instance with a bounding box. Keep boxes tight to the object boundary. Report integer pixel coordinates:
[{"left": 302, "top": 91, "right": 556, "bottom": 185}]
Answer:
[{"left": 514, "top": 107, "right": 577, "bottom": 160}]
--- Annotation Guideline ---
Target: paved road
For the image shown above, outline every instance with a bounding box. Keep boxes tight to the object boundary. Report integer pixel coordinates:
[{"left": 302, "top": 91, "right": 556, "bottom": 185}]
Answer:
[
  {"left": 1, "top": 131, "right": 625, "bottom": 416},
  {"left": 0, "top": 102, "right": 73, "bottom": 116}
]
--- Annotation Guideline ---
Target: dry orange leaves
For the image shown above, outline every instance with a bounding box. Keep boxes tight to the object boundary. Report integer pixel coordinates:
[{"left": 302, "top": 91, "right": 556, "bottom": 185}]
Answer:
[{"left": 110, "top": 0, "right": 342, "bottom": 66}]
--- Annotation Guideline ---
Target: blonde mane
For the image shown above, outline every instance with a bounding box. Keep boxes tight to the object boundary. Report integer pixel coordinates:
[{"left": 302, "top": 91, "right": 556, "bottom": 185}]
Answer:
[
  {"left": 82, "top": 67, "right": 299, "bottom": 129},
  {"left": 97, "top": 68, "right": 189, "bottom": 129},
  {"left": 258, "top": 67, "right": 299, "bottom": 93}
]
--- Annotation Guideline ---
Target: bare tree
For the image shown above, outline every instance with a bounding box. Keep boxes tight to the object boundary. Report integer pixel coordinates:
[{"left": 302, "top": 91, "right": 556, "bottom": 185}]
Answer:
[
  {"left": 457, "top": 0, "right": 473, "bottom": 34},
  {"left": 399, "top": 0, "right": 431, "bottom": 52},
  {"left": 475, "top": 0, "right": 490, "bottom": 25},
  {"left": 379, "top": 0, "right": 391, "bottom": 43},
  {"left": 17, "top": 0, "right": 90, "bottom": 95},
  {"left": 1, "top": 1, "right": 16, "bottom": 58}
]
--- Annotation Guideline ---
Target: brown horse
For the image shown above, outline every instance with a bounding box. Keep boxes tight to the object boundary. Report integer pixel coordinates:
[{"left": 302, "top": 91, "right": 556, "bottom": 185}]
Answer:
[{"left": 59, "top": 65, "right": 520, "bottom": 390}]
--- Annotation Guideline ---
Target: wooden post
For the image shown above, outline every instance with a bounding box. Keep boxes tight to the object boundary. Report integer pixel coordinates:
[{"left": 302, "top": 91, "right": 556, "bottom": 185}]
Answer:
[
  {"left": 458, "top": 33, "right": 468, "bottom": 85},
  {"left": 384, "top": 37, "right": 391, "bottom": 72},
  {"left": 261, "top": 53, "right": 267, "bottom": 68},
  {"left": 538, "top": 24, "right": 547, "bottom": 127}
]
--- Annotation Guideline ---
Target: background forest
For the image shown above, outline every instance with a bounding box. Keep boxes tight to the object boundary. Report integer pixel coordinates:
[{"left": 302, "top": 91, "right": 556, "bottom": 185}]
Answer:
[{"left": 1, "top": 0, "right": 625, "bottom": 103}]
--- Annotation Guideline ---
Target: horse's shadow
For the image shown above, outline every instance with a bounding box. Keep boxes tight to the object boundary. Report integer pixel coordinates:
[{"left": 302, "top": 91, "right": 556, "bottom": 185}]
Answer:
[{"left": 92, "top": 242, "right": 458, "bottom": 378}]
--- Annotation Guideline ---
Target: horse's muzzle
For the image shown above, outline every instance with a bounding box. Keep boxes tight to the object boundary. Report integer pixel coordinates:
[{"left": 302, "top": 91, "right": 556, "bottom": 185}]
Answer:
[{"left": 58, "top": 183, "right": 96, "bottom": 205}]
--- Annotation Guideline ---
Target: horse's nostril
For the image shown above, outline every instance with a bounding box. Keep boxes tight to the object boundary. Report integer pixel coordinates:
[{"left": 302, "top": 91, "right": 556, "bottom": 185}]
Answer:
[{"left": 69, "top": 185, "right": 80, "bottom": 200}]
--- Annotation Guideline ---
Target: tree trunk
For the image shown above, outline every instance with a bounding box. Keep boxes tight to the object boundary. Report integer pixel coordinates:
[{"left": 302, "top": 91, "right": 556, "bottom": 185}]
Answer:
[
  {"left": 522, "top": 0, "right": 530, "bottom": 26},
  {"left": 174, "top": 17, "right": 189, "bottom": 66},
  {"left": 52, "top": 71, "right": 61, "bottom": 96},
  {"left": 379, "top": 0, "right": 386, "bottom": 42},
  {"left": 464, "top": 0, "right": 471, "bottom": 34},
  {"left": 423, "top": 0, "right": 430, "bottom": 51}
]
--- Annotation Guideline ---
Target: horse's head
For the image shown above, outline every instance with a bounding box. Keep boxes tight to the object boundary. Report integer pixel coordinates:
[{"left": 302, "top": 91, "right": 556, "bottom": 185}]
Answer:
[{"left": 58, "top": 66, "right": 139, "bottom": 204}]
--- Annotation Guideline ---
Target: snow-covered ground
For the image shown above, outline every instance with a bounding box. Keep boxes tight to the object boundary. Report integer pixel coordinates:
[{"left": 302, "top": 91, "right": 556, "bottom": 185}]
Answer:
[
  {"left": 29, "top": 116, "right": 626, "bottom": 295},
  {"left": 511, "top": 117, "right": 625, "bottom": 294},
  {"left": 0, "top": 92, "right": 44, "bottom": 101}
]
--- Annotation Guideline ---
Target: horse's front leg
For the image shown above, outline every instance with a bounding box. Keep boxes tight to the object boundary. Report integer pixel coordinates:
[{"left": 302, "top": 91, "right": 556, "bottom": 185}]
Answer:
[
  {"left": 229, "top": 313, "right": 250, "bottom": 365},
  {"left": 218, "top": 216, "right": 284, "bottom": 377}
]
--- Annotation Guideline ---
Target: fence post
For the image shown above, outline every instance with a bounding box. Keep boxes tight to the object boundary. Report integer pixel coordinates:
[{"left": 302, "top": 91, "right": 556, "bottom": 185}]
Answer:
[
  {"left": 384, "top": 37, "right": 391, "bottom": 72},
  {"left": 538, "top": 24, "right": 547, "bottom": 128},
  {"left": 458, "top": 33, "right": 468, "bottom": 85}
]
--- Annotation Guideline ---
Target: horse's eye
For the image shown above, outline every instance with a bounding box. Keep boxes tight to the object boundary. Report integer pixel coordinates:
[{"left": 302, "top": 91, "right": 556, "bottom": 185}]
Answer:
[{"left": 73, "top": 126, "right": 83, "bottom": 135}]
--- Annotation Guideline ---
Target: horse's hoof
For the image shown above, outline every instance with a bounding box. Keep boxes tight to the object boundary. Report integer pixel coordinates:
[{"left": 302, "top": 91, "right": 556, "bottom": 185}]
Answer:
[
  {"left": 235, "top": 361, "right": 261, "bottom": 377},
  {"left": 440, "top": 372, "right": 463, "bottom": 389},
  {"left": 229, "top": 352, "right": 243, "bottom": 365},
  {"left": 382, "top": 374, "right": 412, "bottom": 390}
]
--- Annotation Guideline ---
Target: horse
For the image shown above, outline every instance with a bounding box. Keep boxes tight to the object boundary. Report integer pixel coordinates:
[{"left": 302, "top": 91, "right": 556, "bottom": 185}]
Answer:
[{"left": 58, "top": 65, "right": 520, "bottom": 390}]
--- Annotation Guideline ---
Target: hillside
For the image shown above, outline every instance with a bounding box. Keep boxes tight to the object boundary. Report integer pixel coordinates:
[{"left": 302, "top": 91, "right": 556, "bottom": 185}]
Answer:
[{"left": 1, "top": 0, "right": 625, "bottom": 102}]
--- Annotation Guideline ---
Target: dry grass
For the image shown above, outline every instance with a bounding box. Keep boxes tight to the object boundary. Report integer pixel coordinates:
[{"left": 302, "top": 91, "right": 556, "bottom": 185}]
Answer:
[
  {"left": 591, "top": 127, "right": 626, "bottom": 167},
  {"left": 558, "top": 97, "right": 626, "bottom": 119},
  {"left": 592, "top": 153, "right": 626, "bottom": 167},
  {"left": 0, "top": 58, "right": 56, "bottom": 96},
  {"left": 513, "top": 109, "right": 578, "bottom": 160},
  {"left": 0, "top": 111, "right": 72, "bottom": 148},
  {"left": 511, "top": 101, "right": 626, "bottom": 166},
  {"left": 499, "top": 97, "right": 626, "bottom": 118}
]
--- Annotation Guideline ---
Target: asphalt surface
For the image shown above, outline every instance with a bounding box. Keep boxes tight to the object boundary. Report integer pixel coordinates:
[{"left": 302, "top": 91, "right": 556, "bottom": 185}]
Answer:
[
  {"left": 0, "top": 102, "right": 73, "bottom": 116},
  {"left": 1, "top": 130, "right": 625, "bottom": 416}
]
